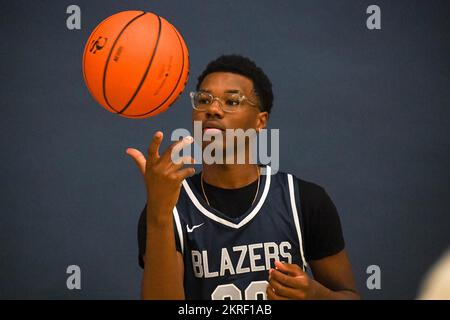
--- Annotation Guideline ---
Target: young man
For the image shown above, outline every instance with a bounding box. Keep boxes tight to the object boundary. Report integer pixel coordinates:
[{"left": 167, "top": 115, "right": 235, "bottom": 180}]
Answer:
[{"left": 127, "top": 55, "right": 359, "bottom": 300}]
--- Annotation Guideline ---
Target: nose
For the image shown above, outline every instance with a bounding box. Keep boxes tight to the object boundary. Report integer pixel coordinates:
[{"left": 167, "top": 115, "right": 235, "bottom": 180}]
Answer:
[{"left": 205, "top": 98, "right": 224, "bottom": 118}]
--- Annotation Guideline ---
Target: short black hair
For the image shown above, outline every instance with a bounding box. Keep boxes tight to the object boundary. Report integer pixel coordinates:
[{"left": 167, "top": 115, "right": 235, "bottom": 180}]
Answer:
[{"left": 196, "top": 54, "right": 274, "bottom": 114}]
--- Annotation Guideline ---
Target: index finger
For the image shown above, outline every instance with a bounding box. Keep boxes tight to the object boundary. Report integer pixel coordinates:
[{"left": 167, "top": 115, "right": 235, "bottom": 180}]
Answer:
[
  {"left": 148, "top": 131, "right": 163, "bottom": 162},
  {"left": 275, "top": 261, "right": 305, "bottom": 277}
]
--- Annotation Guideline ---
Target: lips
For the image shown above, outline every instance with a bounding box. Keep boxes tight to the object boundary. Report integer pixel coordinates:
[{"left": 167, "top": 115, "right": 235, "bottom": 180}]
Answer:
[{"left": 202, "top": 121, "right": 225, "bottom": 132}]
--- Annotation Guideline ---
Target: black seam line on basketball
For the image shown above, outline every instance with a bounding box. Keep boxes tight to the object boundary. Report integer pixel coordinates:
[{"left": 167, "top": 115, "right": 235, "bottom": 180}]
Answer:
[
  {"left": 125, "top": 24, "right": 185, "bottom": 117},
  {"left": 127, "top": 23, "right": 187, "bottom": 117},
  {"left": 117, "top": 15, "right": 162, "bottom": 114},
  {"left": 102, "top": 12, "right": 147, "bottom": 113}
]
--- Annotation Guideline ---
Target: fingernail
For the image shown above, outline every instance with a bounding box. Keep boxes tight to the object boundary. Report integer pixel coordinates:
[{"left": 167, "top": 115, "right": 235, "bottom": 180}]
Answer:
[{"left": 185, "top": 136, "right": 193, "bottom": 142}]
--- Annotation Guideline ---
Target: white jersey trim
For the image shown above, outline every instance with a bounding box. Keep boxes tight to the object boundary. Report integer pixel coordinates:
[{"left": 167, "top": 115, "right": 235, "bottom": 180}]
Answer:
[
  {"left": 181, "top": 166, "right": 272, "bottom": 229},
  {"left": 173, "top": 206, "right": 184, "bottom": 254},
  {"left": 287, "top": 174, "right": 308, "bottom": 269}
]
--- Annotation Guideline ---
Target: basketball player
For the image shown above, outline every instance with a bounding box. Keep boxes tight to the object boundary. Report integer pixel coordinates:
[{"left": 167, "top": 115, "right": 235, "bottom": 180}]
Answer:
[{"left": 127, "top": 55, "right": 360, "bottom": 300}]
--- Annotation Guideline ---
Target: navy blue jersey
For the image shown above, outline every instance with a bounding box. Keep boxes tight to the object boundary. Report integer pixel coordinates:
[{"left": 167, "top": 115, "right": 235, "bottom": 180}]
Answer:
[{"left": 172, "top": 166, "right": 308, "bottom": 300}]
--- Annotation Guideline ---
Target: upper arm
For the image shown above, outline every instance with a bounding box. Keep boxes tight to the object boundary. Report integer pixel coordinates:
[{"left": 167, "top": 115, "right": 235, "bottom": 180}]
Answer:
[
  {"left": 177, "top": 251, "right": 184, "bottom": 283},
  {"left": 296, "top": 179, "right": 357, "bottom": 296},
  {"left": 309, "top": 249, "right": 359, "bottom": 295},
  {"left": 298, "top": 180, "right": 345, "bottom": 261}
]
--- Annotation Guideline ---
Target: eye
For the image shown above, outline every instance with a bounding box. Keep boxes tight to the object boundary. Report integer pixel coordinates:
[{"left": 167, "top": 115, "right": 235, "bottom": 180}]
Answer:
[
  {"left": 225, "top": 95, "right": 241, "bottom": 107},
  {"left": 197, "top": 93, "right": 212, "bottom": 104}
]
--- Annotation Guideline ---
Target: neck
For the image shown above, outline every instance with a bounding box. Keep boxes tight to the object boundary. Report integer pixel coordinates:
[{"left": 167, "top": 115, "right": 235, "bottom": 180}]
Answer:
[{"left": 202, "top": 164, "right": 260, "bottom": 189}]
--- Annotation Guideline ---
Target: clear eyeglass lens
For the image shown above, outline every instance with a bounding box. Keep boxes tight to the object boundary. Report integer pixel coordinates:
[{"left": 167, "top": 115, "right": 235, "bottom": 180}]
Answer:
[
  {"left": 195, "top": 92, "right": 212, "bottom": 106},
  {"left": 194, "top": 92, "right": 242, "bottom": 112}
]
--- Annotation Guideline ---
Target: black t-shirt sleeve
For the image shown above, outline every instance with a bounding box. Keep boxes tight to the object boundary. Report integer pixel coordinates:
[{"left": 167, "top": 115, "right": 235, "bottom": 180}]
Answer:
[
  {"left": 298, "top": 179, "right": 345, "bottom": 261},
  {"left": 137, "top": 204, "right": 183, "bottom": 269}
]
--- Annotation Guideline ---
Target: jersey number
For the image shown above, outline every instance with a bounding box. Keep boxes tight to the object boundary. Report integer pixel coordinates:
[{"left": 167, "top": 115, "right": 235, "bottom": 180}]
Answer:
[{"left": 211, "top": 281, "right": 268, "bottom": 300}]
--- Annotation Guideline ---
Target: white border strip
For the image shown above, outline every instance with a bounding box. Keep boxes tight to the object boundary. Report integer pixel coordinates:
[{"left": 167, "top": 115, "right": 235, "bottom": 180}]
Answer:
[
  {"left": 173, "top": 207, "right": 184, "bottom": 254},
  {"left": 287, "top": 174, "right": 308, "bottom": 269},
  {"left": 182, "top": 166, "right": 272, "bottom": 229}
]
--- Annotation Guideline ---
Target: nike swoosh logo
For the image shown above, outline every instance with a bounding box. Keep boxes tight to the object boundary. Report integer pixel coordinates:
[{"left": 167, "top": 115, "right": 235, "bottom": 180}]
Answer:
[{"left": 186, "top": 223, "right": 204, "bottom": 233}]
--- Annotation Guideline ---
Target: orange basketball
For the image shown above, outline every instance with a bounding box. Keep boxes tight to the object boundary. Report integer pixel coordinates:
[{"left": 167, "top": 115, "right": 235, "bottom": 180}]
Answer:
[{"left": 82, "top": 11, "right": 189, "bottom": 118}]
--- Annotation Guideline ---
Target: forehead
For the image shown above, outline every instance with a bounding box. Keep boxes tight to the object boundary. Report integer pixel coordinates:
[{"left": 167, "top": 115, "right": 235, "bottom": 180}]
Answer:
[{"left": 199, "top": 72, "right": 254, "bottom": 94}]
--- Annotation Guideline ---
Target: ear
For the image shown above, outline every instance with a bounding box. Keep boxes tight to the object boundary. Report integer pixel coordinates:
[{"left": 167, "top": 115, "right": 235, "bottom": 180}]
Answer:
[{"left": 256, "top": 111, "right": 269, "bottom": 132}]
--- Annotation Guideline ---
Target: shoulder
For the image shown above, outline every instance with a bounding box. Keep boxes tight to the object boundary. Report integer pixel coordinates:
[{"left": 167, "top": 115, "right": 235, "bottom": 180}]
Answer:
[
  {"left": 279, "top": 170, "right": 330, "bottom": 205},
  {"left": 286, "top": 174, "right": 345, "bottom": 260},
  {"left": 296, "top": 178, "right": 330, "bottom": 205},
  {"left": 286, "top": 173, "right": 340, "bottom": 222}
]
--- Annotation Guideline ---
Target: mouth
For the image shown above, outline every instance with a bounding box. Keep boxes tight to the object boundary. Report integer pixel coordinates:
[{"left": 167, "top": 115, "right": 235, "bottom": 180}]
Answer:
[{"left": 202, "top": 121, "right": 225, "bottom": 134}]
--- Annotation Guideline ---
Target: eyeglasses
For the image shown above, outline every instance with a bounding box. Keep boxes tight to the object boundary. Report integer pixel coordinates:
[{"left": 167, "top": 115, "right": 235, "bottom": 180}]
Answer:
[{"left": 190, "top": 91, "right": 259, "bottom": 113}]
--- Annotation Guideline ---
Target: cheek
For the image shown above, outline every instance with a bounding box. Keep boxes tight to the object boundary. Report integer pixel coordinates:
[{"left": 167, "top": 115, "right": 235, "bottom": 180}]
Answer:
[{"left": 231, "top": 112, "right": 258, "bottom": 129}]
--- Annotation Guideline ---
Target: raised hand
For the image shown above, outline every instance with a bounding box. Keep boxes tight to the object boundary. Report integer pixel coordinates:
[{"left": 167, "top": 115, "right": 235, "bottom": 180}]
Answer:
[{"left": 126, "top": 131, "right": 195, "bottom": 221}]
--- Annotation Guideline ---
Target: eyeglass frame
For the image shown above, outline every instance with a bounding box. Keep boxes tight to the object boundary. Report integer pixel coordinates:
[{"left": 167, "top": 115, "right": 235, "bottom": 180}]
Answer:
[{"left": 189, "top": 91, "right": 260, "bottom": 113}]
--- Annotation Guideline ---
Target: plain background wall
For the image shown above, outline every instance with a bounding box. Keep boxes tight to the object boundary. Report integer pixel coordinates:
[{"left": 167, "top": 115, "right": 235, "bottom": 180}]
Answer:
[{"left": 0, "top": 0, "right": 449, "bottom": 299}]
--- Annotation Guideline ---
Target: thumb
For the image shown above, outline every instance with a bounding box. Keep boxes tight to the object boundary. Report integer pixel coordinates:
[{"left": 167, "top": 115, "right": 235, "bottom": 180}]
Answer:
[
  {"left": 275, "top": 261, "right": 305, "bottom": 278},
  {"left": 126, "top": 148, "right": 146, "bottom": 176}
]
